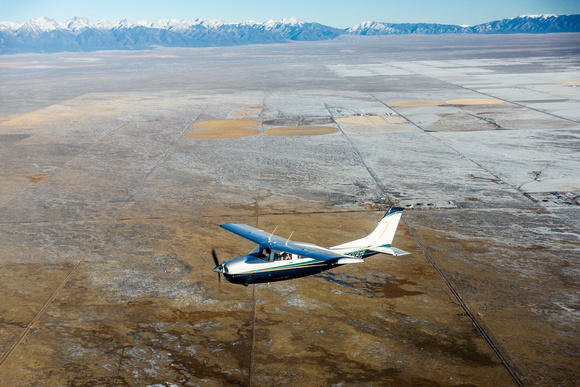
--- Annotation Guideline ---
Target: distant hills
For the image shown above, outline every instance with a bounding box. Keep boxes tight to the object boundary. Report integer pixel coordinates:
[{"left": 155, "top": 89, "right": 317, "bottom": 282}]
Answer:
[{"left": 1, "top": 14, "right": 579, "bottom": 54}]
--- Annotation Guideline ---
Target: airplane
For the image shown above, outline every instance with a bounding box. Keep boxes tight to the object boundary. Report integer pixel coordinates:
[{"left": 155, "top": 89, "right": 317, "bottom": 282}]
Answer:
[{"left": 211, "top": 207, "right": 410, "bottom": 286}]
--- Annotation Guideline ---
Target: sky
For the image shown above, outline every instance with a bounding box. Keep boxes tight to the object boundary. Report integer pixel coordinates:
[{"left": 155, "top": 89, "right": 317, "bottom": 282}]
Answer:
[{"left": 2, "top": 0, "right": 580, "bottom": 28}]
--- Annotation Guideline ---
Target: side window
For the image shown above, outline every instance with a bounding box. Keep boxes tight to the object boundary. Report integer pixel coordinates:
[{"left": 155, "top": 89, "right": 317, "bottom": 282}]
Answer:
[{"left": 271, "top": 251, "right": 293, "bottom": 261}]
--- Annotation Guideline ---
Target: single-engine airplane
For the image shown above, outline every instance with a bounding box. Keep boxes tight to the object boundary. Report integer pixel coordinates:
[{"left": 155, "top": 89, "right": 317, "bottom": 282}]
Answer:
[{"left": 212, "top": 207, "right": 409, "bottom": 285}]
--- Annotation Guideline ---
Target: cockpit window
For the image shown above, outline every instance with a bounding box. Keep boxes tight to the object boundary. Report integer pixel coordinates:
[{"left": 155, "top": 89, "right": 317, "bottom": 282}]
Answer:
[{"left": 271, "top": 250, "right": 292, "bottom": 261}]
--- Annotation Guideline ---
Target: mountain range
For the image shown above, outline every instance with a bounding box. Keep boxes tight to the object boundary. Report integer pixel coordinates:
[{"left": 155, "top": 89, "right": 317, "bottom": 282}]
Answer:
[{"left": 1, "top": 14, "right": 579, "bottom": 54}]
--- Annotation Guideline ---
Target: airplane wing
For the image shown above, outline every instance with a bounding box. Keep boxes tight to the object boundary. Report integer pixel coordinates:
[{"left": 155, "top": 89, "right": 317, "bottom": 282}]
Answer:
[{"left": 221, "top": 223, "right": 362, "bottom": 263}]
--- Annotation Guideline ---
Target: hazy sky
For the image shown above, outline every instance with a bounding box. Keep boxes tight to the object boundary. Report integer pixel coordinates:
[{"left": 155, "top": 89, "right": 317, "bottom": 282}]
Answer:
[{"left": 2, "top": 0, "right": 579, "bottom": 28}]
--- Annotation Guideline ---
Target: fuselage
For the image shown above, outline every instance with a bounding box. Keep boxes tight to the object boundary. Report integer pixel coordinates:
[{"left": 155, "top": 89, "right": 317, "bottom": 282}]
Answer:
[
  {"left": 220, "top": 253, "right": 333, "bottom": 285},
  {"left": 216, "top": 248, "right": 379, "bottom": 285}
]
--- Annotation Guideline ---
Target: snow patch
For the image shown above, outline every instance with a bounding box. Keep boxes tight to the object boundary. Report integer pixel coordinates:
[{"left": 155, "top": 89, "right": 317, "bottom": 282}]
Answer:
[
  {"left": 519, "top": 14, "right": 559, "bottom": 19},
  {"left": 520, "top": 178, "right": 580, "bottom": 193}
]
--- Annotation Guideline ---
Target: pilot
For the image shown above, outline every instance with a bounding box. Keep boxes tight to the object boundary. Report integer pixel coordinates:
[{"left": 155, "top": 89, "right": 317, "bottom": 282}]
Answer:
[
  {"left": 261, "top": 247, "right": 271, "bottom": 259},
  {"left": 283, "top": 253, "right": 292, "bottom": 260}
]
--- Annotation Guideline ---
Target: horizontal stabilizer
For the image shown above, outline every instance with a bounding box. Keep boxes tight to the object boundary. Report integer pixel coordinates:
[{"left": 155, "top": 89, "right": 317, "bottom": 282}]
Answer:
[
  {"left": 368, "top": 246, "right": 410, "bottom": 256},
  {"left": 335, "top": 257, "right": 365, "bottom": 264}
]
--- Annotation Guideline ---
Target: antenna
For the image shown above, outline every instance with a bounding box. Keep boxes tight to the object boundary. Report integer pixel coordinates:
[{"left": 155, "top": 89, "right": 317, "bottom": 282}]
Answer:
[
  {"left": 285, "top": 231, "right": 294, "bottom": 246},
  {"left": 268, "top": 227, "right": 277, "bottom": 243}
]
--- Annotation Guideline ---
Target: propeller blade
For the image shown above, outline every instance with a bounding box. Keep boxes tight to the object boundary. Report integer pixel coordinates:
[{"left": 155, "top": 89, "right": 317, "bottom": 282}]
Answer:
[
  {"left": 211, "top": 246, "right": 220, "bottom": 267},
  {"left": 211, "top": 247, "right": 221, "bottom": 283}
]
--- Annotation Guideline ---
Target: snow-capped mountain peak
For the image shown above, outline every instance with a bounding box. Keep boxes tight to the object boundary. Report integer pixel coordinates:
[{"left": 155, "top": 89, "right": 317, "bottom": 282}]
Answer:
[
  {"left": 66, "top": 16, "right": 92, "bottom": 31},
  {"left": 0, "top": 21, "right": 24, "bottom": 31},
  {"left": 519, "top": 14, "right": 559, "bottom": 19},
  {"left": 199, "top": 18, "right": 227, "bottom": 28},
  {"left": 280, "top": 17, "right": 304, "bottom": 26},
  {"left": 20, "top": 17, "right": 65, "bottom": 33},
  {"left": 346, "top": 21, "right": 394, "bottom": 35},
  {"left": 150, "top": 19, "right": 190, "bottom": 31},
  {"left": 263, "top": 17, "right": 305, "bottom": 29}
]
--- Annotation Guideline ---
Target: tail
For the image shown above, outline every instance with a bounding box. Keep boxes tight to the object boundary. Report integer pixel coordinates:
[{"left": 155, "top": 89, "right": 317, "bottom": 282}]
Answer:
[{"left": 331, "top": 207, "right": 410, "bottom": 257}]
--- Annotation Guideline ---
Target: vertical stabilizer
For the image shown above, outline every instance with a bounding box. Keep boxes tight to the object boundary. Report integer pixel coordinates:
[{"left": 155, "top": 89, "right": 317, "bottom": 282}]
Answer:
[{"left": 331, "top": 207, "right": 409, "bottom": 256}]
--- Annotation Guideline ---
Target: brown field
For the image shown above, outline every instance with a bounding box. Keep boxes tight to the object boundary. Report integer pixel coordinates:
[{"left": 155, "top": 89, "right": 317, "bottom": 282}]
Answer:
[{"left": 0, "top": 34, "right": 579, "bottom": 386}]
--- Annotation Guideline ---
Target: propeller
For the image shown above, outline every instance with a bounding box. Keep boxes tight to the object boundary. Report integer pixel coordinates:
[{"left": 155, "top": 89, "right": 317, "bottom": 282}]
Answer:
[{"left": 211, "top": 246, "right": 221, "bottom": 283}]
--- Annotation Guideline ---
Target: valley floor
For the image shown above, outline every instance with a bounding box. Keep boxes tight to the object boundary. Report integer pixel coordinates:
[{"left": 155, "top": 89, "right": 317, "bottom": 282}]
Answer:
[{"left": 0, "top": 34, "right": 579, "bottom": 385}]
